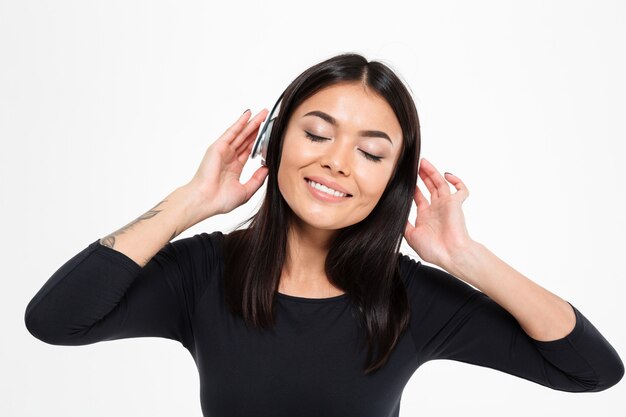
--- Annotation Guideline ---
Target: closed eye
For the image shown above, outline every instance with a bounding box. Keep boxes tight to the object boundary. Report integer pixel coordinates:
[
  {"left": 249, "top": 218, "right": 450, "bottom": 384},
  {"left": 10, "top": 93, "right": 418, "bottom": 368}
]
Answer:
[
  {"left": 304, "top": 131, "right": 328, "bottom": 142},
  {"left": 360, "top": 151, "right": 383, "bottom": 162},
  {"left": 304, "top": 131, "right": 383, "bottom": 163}
]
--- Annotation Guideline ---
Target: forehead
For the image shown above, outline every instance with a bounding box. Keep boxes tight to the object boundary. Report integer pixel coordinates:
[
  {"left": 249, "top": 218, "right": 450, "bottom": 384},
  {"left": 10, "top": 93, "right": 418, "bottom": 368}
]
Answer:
[{"left": 292, "top": 83, "right": 403, "bottom": 144}]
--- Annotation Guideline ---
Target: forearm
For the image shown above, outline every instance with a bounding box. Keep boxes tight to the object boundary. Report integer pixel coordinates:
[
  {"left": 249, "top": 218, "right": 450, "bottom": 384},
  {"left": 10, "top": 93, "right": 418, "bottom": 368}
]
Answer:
[
  {"left": 99, "top": 184, "right": 212, "bottom": 268},
  {"left": 443, "top": 241, "right": 576, "bottom": 342}
]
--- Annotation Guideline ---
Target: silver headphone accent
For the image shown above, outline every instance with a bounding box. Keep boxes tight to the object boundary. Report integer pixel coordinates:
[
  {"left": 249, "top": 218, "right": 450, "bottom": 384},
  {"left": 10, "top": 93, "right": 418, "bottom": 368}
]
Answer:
[{"left": 250, "top": 90, "right": 285, "bottom": 164}]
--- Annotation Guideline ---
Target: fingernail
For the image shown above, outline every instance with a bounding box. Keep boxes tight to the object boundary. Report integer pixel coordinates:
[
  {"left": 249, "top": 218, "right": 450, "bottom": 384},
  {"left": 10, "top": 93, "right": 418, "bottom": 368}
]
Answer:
[
  {"left": 444, "top": 172, "right": 453, "bottom": 176},
  {"left": 243, "top": 109, "right": 250, "bottom": 115}
]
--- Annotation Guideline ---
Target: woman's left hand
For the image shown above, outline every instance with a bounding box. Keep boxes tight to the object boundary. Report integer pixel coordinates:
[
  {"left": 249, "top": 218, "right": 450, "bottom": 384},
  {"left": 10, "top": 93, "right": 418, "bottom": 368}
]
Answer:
[{"left": 404, "top": 157, "right": 474, "bottom": 268}]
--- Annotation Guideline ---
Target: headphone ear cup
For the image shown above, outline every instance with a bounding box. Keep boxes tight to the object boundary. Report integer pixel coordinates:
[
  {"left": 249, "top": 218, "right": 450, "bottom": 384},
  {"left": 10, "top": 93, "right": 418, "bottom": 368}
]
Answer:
[
  {"left": 261, "top": 117, "right": 275, "bottom": 161},
  {"left": 250, "top": 91, "right": 284, "bottom": 163}
]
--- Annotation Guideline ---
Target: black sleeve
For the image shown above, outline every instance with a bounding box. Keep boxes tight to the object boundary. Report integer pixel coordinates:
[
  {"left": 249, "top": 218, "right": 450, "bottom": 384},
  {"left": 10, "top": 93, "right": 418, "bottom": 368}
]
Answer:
[
  {"left": 399, "top": 254, "right": 624, "bottom": 392},
  {"left": 24, "top": 232, "right": 220, "bottom": 352}
]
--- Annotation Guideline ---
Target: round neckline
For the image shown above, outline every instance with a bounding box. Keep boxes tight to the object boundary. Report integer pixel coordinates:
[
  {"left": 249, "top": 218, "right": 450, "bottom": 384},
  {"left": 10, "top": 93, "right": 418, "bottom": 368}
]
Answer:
[{"left": 275, "top": 291, "right": 349, "bottom": 303}]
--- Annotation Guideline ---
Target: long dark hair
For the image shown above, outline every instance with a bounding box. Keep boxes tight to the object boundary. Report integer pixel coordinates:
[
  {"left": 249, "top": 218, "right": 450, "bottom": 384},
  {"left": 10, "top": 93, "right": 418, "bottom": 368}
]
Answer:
[{"left": 223, "top": 52, "right": 421, "bottom": 374}]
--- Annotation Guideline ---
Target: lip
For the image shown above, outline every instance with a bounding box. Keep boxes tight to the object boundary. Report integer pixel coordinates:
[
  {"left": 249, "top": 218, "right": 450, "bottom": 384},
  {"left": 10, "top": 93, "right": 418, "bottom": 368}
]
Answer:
[{"left": 304, "top": 176, "right": 352, "bottom": 196}]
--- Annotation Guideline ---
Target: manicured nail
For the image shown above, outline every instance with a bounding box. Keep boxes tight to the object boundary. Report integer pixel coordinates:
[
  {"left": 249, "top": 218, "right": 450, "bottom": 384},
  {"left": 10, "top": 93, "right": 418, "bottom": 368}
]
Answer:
[
  {"left": 444, "top": 172, "right": 453, "bottom": 176},
  {"left": 243, "top": 109, "right": 250, "bottom": 115}
]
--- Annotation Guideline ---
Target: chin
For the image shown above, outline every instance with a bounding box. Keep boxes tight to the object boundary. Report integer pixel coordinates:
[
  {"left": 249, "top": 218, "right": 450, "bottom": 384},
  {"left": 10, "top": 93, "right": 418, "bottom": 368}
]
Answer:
[
  {"left": 298, "top": 210, "right": 370, "bottom": 232},
  {"left": 289, "top": 211, "right": 343, "bottom": 231}
]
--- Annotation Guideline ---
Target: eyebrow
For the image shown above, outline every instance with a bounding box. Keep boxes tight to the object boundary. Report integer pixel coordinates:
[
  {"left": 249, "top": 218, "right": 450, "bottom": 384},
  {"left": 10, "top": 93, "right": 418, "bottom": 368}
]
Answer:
[{"left": 303, "top": 110, "right": 394, "bottom": 146}]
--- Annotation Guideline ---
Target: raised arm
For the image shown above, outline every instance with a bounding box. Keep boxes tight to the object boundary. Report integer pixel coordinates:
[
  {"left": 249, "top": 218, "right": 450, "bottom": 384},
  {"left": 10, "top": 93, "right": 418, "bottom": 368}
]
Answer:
[
  {"left": 24, "top": 109, "right": 270, "bottom": 348},
  {"left": 402, "top": 157, "right": 623, "bottom": 392}
]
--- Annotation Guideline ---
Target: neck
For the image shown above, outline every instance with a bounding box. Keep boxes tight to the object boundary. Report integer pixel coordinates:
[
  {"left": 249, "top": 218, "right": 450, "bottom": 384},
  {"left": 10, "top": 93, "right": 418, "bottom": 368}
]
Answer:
[{"left": 279, "top": 217, "right": 343, "bottom": 296}]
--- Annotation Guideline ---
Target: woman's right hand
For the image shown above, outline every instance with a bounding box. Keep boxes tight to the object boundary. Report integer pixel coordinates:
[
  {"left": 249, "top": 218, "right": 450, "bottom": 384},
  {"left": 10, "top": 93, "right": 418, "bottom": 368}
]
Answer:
[{"left": 186, "top": 108, "right": 270, "bottom": 220}]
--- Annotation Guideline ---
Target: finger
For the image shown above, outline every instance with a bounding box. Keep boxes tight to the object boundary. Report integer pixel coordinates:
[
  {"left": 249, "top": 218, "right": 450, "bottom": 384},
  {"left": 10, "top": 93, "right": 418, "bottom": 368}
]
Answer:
[
  {"left": 420, "top": 158, "right": 451, "bottom": 196},
  {"left": 232, "top": 109, "right": 269, "bottom": 151},
  {"left": 419, "top": 164, "right": 438, "bottom": 199},
  {"left": 236, "top": 132, "right": 258, "bottom": 165},
  {"left": 444, "top": 172, "right": 470, "bottom": 202},
  {"left": 235, "top": 120, "right": 263, "bottom": 158},
  {"left": 414, "top": 184, "right": 430, "bottom": 209},
  {"left": 242, "top": 165, "right": 269, "bottom": 202},
  {"left": 220, "top": 109, "right": 253, "bottom": 145}
]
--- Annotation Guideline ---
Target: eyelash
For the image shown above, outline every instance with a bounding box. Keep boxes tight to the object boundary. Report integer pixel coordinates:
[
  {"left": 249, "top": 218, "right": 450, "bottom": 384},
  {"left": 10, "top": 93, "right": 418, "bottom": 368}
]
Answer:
[{"left": 304, "top": 131, "right": 383, "bottom": 163}]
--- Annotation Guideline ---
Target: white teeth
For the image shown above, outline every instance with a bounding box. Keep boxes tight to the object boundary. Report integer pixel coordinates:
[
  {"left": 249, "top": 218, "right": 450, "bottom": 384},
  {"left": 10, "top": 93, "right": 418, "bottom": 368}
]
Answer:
[{"left": 307, "top": 180, "right": 348, "bottom": 197}]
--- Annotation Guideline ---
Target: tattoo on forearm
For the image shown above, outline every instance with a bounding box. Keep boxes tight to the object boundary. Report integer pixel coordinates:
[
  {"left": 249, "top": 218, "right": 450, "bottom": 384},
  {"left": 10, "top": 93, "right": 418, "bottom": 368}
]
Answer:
[
  {"left": 100, "top": 235, "right": 116, "bottom": 248},
  {"left": 99, "top": 199, "right": 169, "bottom": 249}
]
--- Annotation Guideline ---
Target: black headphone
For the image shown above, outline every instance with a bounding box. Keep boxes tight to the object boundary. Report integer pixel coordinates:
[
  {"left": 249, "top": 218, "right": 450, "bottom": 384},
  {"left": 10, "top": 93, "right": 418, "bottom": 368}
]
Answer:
[{"left": 250, "top": 90, "right": 286, "bottom": 165}]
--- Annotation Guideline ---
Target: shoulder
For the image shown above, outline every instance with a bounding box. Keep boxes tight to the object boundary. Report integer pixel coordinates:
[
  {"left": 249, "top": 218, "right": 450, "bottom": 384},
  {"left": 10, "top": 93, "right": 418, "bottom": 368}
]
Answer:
[
  {"left": 397, "top": 252, "right": 422, "bottom": 283},
  {"left": 397, "top": 252, "right": 479, "bottom": 304},
  {"left": 162, "top": 231, "right": 226, "bottom": 305},
  {"left": 166, "top": 230, "right": 225, "bottom": 268},
  {"left": 169, "top": 230, "right": 224, "bottom": 250}
]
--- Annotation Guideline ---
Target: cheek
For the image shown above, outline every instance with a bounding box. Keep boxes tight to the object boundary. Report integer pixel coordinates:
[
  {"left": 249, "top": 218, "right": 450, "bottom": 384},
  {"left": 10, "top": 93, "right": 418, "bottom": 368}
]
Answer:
[
  {"left": 277, "top": 163, "right": 292, "bottom": 199},
  {"left": 347, "top": 171, "right": 392, "bottom": 224},
  {"left": 277, "top": 142, "right": 303, "bottom": 199},
  {"left": 276, "top": 134, "right": 318, "bottom": 190},
  {"left": 364, "top": 181, "right": 386, "bottom": 203},
  {"left": 356, "top": 169, "right": 391, "bottom": 202}
]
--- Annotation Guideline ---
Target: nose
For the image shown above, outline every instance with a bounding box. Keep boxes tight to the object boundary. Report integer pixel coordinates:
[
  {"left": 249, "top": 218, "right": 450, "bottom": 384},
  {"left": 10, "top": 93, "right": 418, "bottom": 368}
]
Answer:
[{"left": 320, "top": 137, "right": 351, "bottom": 176}]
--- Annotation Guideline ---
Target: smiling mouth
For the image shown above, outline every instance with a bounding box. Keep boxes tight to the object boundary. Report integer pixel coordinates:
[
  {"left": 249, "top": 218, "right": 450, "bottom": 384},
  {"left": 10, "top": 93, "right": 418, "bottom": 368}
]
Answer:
[{"left": 304, "top": 178, "right": 353, "bottom": 198}]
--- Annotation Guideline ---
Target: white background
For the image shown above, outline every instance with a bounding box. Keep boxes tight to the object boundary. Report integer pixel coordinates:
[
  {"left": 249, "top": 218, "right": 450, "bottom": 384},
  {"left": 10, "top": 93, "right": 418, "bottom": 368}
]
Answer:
[{"left": 2, "top": 0, "right": 625, "bottom": 416}]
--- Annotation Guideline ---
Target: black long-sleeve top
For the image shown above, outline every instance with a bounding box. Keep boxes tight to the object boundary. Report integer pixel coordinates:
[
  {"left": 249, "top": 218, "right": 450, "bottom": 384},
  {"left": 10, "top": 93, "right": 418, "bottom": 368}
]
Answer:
[{"left": 24, "top": 231, "right": 624, "bottom": 416}]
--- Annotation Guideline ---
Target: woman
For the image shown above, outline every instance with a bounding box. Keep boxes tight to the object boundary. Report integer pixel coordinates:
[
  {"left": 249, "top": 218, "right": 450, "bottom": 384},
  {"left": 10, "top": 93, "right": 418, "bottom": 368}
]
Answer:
[{"left": 24, "top": 53, "right": 623, "bottom": 416}]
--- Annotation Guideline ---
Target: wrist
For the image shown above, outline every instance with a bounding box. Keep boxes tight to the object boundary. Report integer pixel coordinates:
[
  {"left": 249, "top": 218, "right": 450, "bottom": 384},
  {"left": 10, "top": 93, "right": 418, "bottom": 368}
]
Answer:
[
  {"left": 170, "top": 184, "right": 218, "bottom": 231},
  {"left": 444, "top": 240, "right": 486, "bottom": 286}
]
